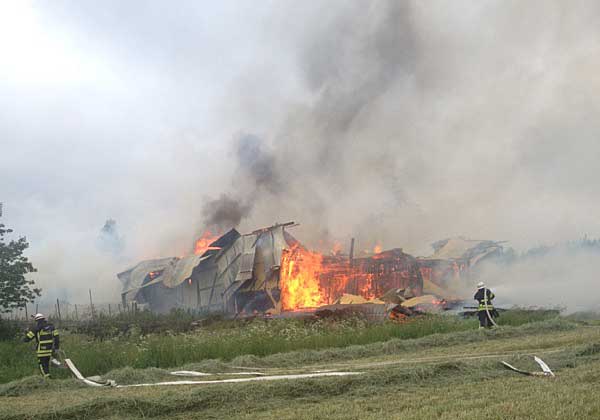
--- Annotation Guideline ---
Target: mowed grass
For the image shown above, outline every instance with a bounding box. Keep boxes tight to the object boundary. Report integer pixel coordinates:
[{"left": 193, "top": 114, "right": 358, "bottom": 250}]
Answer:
[
  {"left": 1, "top": 322, "right": 600, "bottom": 420},
  {"left": 0, "top": 309, "right": 562, "bottom": 384},
  {"left": 1, "top": 314, "right": 483, "bottom": 383}
]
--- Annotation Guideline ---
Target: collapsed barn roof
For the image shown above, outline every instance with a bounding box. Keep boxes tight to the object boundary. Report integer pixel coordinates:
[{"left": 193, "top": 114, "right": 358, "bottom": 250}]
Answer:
[
  {"left": 428, "top": 237, "right": 503, "bottom": 264},
  {"left": 118, "top": 257, "right": 179, "bottom": 302},
  {"left": 118, "top": 223, "right": 298, "bottom": 313},
  {"left": 416, "top": 237, "right": 505, "bottom": 299},
  {"left": 118, "top": 225, "right": 505, "bottom": 315}
]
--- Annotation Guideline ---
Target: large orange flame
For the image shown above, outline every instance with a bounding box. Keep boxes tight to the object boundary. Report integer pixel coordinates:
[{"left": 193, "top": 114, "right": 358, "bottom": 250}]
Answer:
[
  {"left": 194, "top": 231, "right": 221, "bottom": 255},
  {"left": 279, "top": 244, "right": 425, "bottom": 311},
  {"left": 280, "top": 245, "right": 327, "bottom": 310},
  {"left": 280, "top": 244, "right": 365, "bottom": 310}
]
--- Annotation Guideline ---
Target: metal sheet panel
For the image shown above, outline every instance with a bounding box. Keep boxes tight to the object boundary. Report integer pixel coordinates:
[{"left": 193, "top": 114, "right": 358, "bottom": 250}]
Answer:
[
  {"left": 119, "top": 258, "right": 176, "bottom": 301},
  {"left": 271, "top": 226, "right": 287, "bottom": 269},
  {"left": 235, "top": 251, "right": 256, "bottom": 282},
  {"left": 162, "top": 255, "right": 211, "bottom": 288}
]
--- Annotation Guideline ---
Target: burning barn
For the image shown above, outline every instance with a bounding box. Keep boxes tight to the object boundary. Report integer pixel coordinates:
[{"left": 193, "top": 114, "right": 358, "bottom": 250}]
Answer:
[
  {"left": 119, "top": 223, "right": 295, "bottom": 314},
  {"left": 118, "top": 222, "right": 424, "bottom": 315}
]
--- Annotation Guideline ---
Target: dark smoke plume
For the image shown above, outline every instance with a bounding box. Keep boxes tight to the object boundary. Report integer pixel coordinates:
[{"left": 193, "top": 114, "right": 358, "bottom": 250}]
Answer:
[
  {"left": 201, "top": 133, "right": 280, "bottom": 231},
  {"left": 201, "top": 194, "right": 252, "bottom": 231}
]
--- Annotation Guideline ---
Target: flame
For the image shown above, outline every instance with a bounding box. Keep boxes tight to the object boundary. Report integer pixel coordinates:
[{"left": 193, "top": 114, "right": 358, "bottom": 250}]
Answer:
[
  {"left": 280, "top": 245, "right": 326, "bottom": 310},
  {"left": 373, "top": 244, "right": 382, "bottom": 254},
  {"left": 280, "top": 245, "right": 377, "bottom": 310},
  {"left": 279, "top": 243, "right": 425, "bottom": 311},
  {"left": 194, "top": 231, "right": 221, "bottom": 255},
  {"left": 359, "top": 273, "right": 376, "bottom": 299}
]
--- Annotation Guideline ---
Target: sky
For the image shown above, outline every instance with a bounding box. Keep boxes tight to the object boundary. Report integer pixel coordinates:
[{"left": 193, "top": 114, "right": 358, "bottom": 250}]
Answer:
[{"left": 1, "top": 0, "right": 599, "bottom": 305}]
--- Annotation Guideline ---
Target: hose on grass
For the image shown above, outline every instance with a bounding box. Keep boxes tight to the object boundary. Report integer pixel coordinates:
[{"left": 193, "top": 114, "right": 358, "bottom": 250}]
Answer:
[{"left": 484, "top": 287, "right": 499, "bottom": 328}]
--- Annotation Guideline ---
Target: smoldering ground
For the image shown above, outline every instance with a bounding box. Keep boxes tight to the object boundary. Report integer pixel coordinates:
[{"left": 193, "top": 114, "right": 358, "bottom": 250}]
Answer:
[{"left": 1, "top": 1, "right": 600, "bottom": 308}]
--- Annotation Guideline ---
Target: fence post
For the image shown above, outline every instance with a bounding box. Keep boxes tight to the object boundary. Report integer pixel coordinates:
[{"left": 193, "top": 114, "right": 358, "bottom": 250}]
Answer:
[
  {"left": 89, "top": 289, "right": 95, "bottom": 319},
  {"left": 108, "top": 304, "right": 112, "bottom": 317},
  {"left": 56, "top": 298, "right": 62, "bottom": 323},
  {"left": 74, "top": 304, "right": 78, "bottom": 320}
]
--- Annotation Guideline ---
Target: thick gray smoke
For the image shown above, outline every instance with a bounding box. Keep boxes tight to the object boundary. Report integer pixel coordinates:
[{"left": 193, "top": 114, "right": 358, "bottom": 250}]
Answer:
[
  {"left": 235, "top": 134, "right": 281, "bottom": 195},
  {"left": 201, "top": 134, "right": 279, "bottom": 231},
  {"left": 1, "top": 1, "right": 599, "bottom": 308},
  {"left": 201, "top": 194, "right": 251, "bottom": 232},
  {"left": 478, "top": 242, "right": 600, "bottom": 313}
]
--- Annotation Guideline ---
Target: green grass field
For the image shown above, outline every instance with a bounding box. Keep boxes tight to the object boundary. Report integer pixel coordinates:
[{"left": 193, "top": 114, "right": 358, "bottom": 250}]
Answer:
[{"left": 2, "top": 310, "right": 600, "bottom": 419}]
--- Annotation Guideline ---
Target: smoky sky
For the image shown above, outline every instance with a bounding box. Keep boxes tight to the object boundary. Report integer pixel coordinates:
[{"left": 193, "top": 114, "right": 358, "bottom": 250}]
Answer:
[{"left": 1, "top": 0, "right": 600, "bottom": 305}]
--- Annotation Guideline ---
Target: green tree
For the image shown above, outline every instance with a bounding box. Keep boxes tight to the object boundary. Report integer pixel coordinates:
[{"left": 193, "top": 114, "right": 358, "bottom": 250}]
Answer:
[{"left": 0, "top": 223, "right": 40, "bottom": 313}]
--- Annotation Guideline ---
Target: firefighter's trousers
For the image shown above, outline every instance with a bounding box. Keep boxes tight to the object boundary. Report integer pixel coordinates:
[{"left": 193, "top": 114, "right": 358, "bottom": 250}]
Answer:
[{"left": 38, "top": 356, "right": 51, "bottom": 377}]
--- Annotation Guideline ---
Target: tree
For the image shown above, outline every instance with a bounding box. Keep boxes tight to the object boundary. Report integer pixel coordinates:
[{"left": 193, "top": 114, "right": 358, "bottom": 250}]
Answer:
[{"left": 0, "top": 223, "right": 40, "bottom": 313}]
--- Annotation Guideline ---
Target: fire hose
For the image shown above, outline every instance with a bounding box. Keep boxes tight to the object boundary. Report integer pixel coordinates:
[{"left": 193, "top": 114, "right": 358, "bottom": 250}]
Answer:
[
  {"left": 51, "top": 349, "right": 67, "bottom": 368},
  {"left": 483, "top": 287, "right": 499, "bottom": 328}
]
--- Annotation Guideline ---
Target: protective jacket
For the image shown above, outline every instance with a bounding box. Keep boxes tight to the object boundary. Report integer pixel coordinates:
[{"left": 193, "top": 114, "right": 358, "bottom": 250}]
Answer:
[
  {"left": 24, "top": 320, "right": 60, "bottom": 358},
  {"left": 474, "top": 288, "right": 495, "bottom": 312}
]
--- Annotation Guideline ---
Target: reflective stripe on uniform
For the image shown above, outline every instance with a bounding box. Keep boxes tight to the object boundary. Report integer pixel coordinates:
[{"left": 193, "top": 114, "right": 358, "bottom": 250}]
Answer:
[
  {"left": 479, "top": 289, "right": 494, "bottom": 311},
  {"left": 26, "top": 331, "right": 35, "bottom": 339}
]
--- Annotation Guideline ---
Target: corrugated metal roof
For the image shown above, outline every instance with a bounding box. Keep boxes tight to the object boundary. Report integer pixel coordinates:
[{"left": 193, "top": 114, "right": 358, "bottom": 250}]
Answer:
[
  {"left": 430, "top": 238, "right": 501, "bottom": 260},
  {"left": 118, "top": 257, "right": 176, "bottom": 300},
  {"left": 235, "top": 251, "right": 256, "bottom": 282},
  {"left": 218, "top": 234, "right": 257, "bottom": 300},
  {"left": 162, "top": 254, "right": 212, "bottom": 288}
]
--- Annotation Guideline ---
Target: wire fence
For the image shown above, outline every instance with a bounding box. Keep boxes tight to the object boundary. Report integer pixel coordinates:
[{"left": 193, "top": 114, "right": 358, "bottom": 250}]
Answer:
[{"left": 3, "top": 301, "right": 137, "bottom": 322}]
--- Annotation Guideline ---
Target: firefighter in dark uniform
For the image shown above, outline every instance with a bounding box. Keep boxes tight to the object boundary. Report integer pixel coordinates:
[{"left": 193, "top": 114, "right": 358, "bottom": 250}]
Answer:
[
  {"left": 23, "top": 313, "right": 60, "bottom": 378},
  {"left": 474, "top": 282, "right": 497, "bottom": 328}
]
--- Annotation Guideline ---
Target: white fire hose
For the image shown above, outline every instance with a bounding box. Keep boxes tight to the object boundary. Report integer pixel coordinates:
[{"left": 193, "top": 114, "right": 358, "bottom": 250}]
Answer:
[{"left": 483, "top": 287, "right": 499, "bottom": 328}]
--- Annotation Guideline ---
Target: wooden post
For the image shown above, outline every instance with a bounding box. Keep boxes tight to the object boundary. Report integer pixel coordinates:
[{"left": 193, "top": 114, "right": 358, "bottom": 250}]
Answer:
[
  {"left": 349, "top": 237, "right": 358, "bottom": 295},
  {"left": 108, "top": 304, "right": 112, "bottom": 317},
  {"left": 74, "top": 304, "right": 78, "bottom": 320},
  {"left": 89, "top": 289, "right": 95, "bottom": 319},
  {"left": 56, "top": 298, "right": 62, "bottom": 323},
  {"left": 35, "top": 303, "right": 38, "bottom": 314},
  {"left": 24, "top": 304, "right": 28, "bottom": 319}
]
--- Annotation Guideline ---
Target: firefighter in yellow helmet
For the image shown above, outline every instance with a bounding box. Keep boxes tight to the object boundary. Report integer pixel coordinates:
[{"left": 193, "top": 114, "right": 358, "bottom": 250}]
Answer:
[{"left": 23, "top": 313, "right": 60, "bottom": 378}]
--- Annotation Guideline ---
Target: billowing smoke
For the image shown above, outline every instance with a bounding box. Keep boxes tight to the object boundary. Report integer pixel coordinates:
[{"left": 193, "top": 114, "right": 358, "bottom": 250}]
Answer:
[
  {"left": 2, "top": 1, "right": 600, "bottom": 308},
  {"left": 201, "top": 194, "right": 252, "bottom": 232},
  {"left": 477, "top": 240, "right": 600, "bottom": 313},
  {"left": 200, "top": 134, "right": 279, "bottom": 232}
]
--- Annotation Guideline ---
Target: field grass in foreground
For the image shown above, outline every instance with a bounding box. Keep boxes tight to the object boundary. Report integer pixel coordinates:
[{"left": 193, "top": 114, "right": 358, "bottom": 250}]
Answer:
[
  {"left": 0, "top": 310, "right": 561, "bottom": 384},
  {"left": 1, "top": 320, "right": 599, "bottom": 420},
  {"left": 1, "top": 315, "right": 479, "bottom": 383}
]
